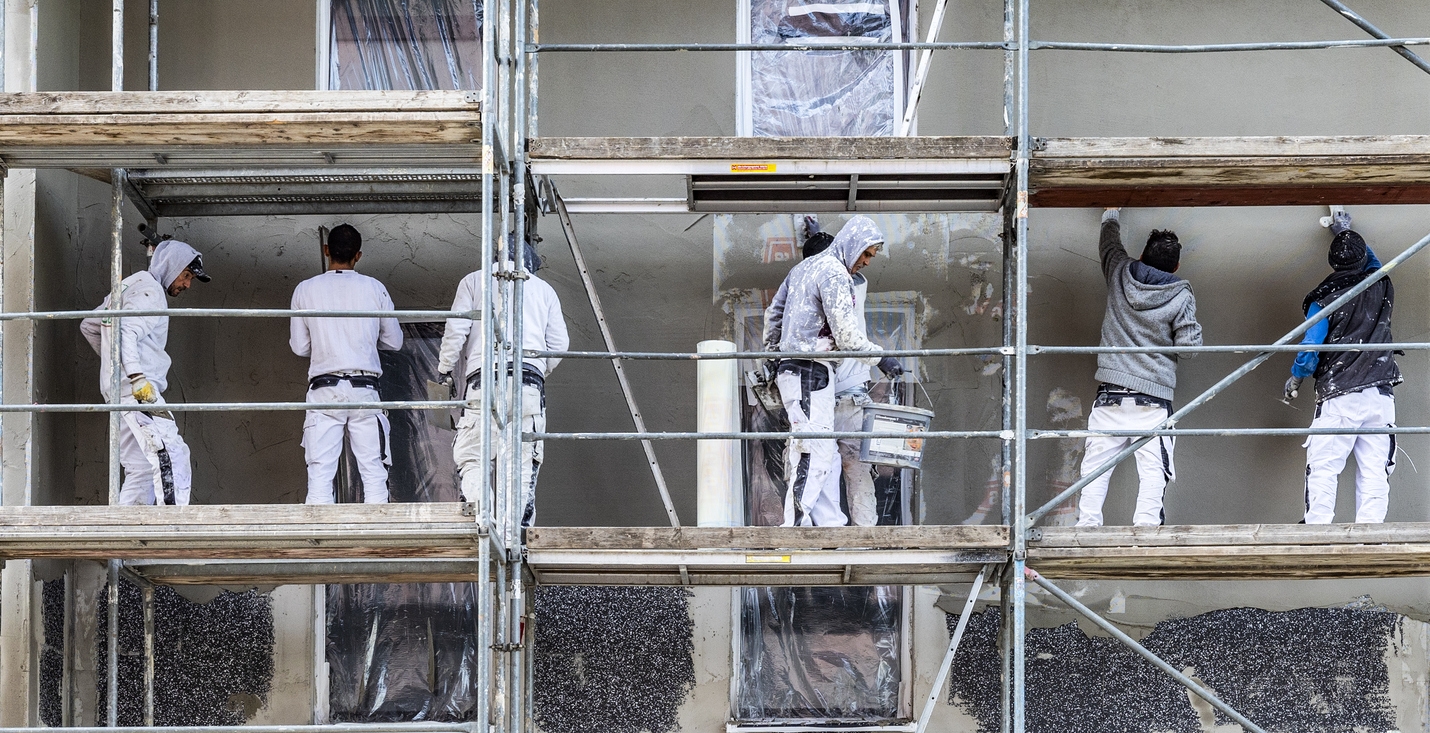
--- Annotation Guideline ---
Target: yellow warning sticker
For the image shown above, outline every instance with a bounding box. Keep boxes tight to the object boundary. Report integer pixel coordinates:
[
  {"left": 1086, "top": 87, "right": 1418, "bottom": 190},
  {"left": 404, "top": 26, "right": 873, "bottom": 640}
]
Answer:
[
  {"left": 745, "top": 554, "right": 793, "bottom": 564},
  {"left": 730, "top": 163, "right": 777, "bottom": 173}
]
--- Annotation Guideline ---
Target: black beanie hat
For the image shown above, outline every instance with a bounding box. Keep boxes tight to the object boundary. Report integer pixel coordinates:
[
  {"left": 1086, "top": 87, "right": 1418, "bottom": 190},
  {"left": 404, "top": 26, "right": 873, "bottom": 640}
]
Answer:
[{"left": 1329, "top": 230, "right": 1368, "bottom": 271}]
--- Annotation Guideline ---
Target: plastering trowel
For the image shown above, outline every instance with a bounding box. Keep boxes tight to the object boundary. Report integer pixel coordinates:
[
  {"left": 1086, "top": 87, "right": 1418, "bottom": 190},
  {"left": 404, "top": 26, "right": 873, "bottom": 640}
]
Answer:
[{"left": 1318, "top": 204, "right": 1347, "bottom": 229}]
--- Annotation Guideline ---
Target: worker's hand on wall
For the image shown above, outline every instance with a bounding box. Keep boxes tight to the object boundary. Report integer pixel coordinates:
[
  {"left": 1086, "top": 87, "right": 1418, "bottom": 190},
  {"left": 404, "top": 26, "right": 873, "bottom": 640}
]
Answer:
[
  {"left": 1102, "top": 207, "right": 1120, "bottom": 224},
  {"left": 878, "top": 357, "right": 905, "bottom": 379},
  {"left": 129, "top": 374, "right": 158, "bottom": 404},
  {"left": 1330, "top": 210, "right": 1353, "bottom": 236},
  {"left": 1283, "top": 376, "right": 1302, "bottom": 403}
]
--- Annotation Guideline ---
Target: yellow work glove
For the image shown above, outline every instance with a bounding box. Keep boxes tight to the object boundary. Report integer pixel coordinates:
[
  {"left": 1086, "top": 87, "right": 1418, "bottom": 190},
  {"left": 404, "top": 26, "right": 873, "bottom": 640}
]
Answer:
[{"left": 129, "top": 374, "right": 158, "bottom": 404}]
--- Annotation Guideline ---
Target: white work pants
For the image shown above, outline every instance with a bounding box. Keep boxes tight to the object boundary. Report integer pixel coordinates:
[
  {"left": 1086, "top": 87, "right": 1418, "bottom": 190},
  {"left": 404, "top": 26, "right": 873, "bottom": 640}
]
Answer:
[
  {"left": 778, "top": 362, "right": 845, "bottom": 527},
  {"left": 453, "top": 383, "right": 544, "bottom": 526},
  {"left": 1303, "top": 388, "right": 1396, "bottom": 524},
  {"left": 117, "top": 397, "right": 192, "bottom": 506},
  {"left": 303, "top": 381, "right": 391, "bottom": 504},
  {"left": 828, "top": 389, "right": 877, "bottom": 527},
  {"left": 1077, "top": 398, "right": 1174, "bottom": 527}
]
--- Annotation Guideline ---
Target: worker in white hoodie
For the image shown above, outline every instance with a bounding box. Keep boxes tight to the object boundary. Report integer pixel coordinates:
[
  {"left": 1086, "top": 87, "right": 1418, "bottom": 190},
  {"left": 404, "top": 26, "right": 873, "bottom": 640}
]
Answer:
[
  {"left": 762, "top": 215, "right": 902, "bottom": 526},
  {"left": 436, "top": 242, "right": 568, "bottom": 525},
  {"left": 81, "top": 239, "right": 210, "bottom": 505},
  {"left": 290, "top": 224, "right": 403, "bottom": 504}
]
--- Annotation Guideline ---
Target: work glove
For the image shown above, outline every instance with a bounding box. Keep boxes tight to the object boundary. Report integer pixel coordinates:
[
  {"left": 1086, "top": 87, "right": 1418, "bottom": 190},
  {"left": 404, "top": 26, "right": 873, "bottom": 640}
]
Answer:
[
  {"left": 762, "top": 358, "right": 780, "bottom": 380},
  {"left": 129, "top": 374, "right": 158, "bottom": 404},
  {"left": 878, "top": 356, "right": 905, "bottom": 379},
  {"left": 1329, "top": 209, "right": 1352, "bottom": 236},
  {"left": 437, "top": 371, "right": 456, "bottom": 390},
  {"left": 1283, "top": 376, "right": 1302, "bottom": 403},
  {"left": 1101, "top": 207, "right": 1120, "bottom": 224}
]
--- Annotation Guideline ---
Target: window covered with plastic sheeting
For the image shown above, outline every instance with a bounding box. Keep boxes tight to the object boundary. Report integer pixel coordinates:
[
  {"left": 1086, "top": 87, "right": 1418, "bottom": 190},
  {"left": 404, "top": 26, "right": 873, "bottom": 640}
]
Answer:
[
  {"left": 738, "top": 0, "right": 915, "bottom": 136},
  {"left": 327, "top": 322, "right": 477, "bottom": 720},
  {"left": 328, "top": 0, "right": 483, "bottom": 91}
]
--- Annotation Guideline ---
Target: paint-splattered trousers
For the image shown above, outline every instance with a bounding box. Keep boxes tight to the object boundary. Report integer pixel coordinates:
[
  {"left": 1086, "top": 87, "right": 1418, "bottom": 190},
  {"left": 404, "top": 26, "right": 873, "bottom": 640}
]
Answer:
[
  {"left": 1077, "top": 390, "right": 1174, "bottom": 527},
  {"left": 777, "top": 360, "right": 845, "bottom": 526},
  {"left": 454, "top": 382, "right": 544, "bottom": 527},
  {"left": 1303, "top": 387, "right": 1395, "bottom": 524},
  {"left": 117, "top": 396, "right": 192, "bottom": 506},
  {"left": 828, "top": 388, "right": 878, "bottom": 527},
  {"left": 303, "top": 380, "right": 391, "bottom": 504}
]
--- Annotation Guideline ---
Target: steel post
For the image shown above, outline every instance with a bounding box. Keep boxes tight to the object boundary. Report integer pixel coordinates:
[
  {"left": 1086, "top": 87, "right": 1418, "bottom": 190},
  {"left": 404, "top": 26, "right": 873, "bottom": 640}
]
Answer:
[
  {"left": 1026, "top": 569, "right": 1268, "bottom": 733},
  {"left": 111, "top": 0, "right": 123, "bottom": 91},
  {"left": 142, "top": 581, "right": 155, "bottom": 725},
  {"left": 1011, "top": 0, "right": 1030, "bottom": 729},
  {"left": 105, "top": 560, "right": 118, "bottom": 727},
  {"left": 148, "top": 0, "right": 158, "bottom": 91}
]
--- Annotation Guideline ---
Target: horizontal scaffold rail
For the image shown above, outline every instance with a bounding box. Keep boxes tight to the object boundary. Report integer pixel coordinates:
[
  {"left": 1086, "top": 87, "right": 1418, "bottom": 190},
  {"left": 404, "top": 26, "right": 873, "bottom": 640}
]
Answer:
[
  {"left": 1028, "top": 523, "right": 1430, "bottom": 579},
  {"left": 0, "top": 90, "right": 482, "bottom": 169},
  {"left": 529, "top": 135, "right": 1430, "bottom": 208}
]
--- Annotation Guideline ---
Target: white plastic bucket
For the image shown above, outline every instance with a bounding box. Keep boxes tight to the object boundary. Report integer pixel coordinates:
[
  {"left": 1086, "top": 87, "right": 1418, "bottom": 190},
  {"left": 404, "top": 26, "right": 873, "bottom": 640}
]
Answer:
[{"left": 858, "top": 402, "right": 935, "bottom": 470}]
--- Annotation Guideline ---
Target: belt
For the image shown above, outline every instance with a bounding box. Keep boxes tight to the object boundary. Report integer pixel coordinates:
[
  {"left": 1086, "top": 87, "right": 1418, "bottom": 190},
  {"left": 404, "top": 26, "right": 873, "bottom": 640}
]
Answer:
[
  {"left": 1095, "top": 383, "right": 1171, "bottom": 411},
  {"left": 469, "top": 365, "right": 545, "bottom": 393},
  {"left": 309, "top": 373, "right": 381, "bottom": 391}
]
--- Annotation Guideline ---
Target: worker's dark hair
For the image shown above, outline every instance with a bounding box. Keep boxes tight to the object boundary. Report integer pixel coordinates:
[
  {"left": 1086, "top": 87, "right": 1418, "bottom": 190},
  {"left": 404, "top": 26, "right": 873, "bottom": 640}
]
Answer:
[
  {"left": 802, "top": 231, "right": 834, "bottom": 259},
  {"left": 327, "top": 224, "right": 362, "bottom": 264},
  {"left": 1141, "top": 229, "right": 1181, "bottom": 273}
]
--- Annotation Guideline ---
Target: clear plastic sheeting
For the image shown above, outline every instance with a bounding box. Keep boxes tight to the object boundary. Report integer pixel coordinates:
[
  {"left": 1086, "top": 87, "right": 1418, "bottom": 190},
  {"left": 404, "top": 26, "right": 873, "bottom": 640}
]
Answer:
[
  {"left": 328, "top": 322, "right": 477, "bottom": 721},
  {"left": 744, "top": 0, "right": 912, "bottom": 136},
  {"left": 329, "top": 0, "right": 484, "bottom": 91},
  {"left": 737, "top": 586, "right": 904, "bottom": 723}
]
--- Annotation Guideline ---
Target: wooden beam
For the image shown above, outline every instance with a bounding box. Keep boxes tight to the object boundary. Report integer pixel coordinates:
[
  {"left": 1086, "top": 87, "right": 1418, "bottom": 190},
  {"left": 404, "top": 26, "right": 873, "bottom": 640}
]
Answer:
[
  {"left": 0, "top": 90, "right": 479, "bottom": 114},
  {"left": 1032, "top": 522, "right": 1430, "bottom": 547},
  {"left": 525, "top": 525, "right": 1010, "bottom": 550},
  {"left": 528, "top": 136, "right": 1013, "bottom": 160}
]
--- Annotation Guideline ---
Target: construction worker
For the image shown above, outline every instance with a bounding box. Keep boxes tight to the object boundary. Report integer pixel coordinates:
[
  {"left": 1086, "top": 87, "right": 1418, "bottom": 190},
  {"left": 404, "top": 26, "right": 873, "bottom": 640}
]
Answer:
[
  {"left": 1077, "top": 208, "right": 1202, "bottom": 527},
  {"left": 81, "top": 239, "right": 211, "bottom": 505},
  {"left": 765, "top": 220, "right": 882, "bottom": 526},
  {"left": 762, "top": 215, "right": 902, "bottom": 527},
  {"left": 290, "top": 224, "right": 403, "bottom": 504},
  {"left": 1285, "top": 209, "right": 1400, "bottom": 524},
  {"left": 436, "top": 243, "right": 568, "bottom": 525}
]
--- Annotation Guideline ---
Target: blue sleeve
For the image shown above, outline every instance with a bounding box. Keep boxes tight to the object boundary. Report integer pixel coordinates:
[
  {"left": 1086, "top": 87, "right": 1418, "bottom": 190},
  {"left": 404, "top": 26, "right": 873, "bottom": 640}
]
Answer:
[
  {"left": 1365, "top": 246, "right": 1382, "bottom": 271},
  {"left": 1291, "top": 301, "right": 1327, "bottom": 379}
]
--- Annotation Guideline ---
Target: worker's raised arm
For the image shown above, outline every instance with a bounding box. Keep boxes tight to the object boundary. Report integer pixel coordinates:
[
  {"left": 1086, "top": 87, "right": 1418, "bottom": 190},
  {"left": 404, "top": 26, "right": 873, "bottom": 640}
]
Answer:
[
  {"left": 437, "top": 273, "right": 478, "bottom": 375},
  {"left": 818, "top": 273, "right": 882, "bottom": 365},
  {"left": 376, "top": 286, "right": 403, "bottom": 352},
  {"left": 762, "top": 279, "right": 790, "bottom": 351},
  {"left": 544, "top": 290, "right": 569, "bottom": 375},
  {"left": 1099, "top": 209, "right": 1129, "bottom": 284}
]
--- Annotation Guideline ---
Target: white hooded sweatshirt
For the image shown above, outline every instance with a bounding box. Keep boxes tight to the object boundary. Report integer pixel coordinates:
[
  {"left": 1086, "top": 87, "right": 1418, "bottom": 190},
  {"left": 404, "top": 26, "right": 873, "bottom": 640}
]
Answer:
[
  {"left": 763, "top": 215, "right": 885, "bottom": 365},
  {"left": 80, "top": 240, "right": 205, "bottom": 399}
]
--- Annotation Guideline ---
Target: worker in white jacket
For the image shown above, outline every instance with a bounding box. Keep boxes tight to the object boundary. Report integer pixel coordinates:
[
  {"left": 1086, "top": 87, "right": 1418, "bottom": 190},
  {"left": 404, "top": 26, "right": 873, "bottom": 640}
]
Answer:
[
  {"left": 436, "top": 244, "right": 568, "bottom": 525},
  {"left": 81, "top": 239, "right": 210, "bottom": 506},
  {"left": 290, "top": 224, "right": 403, "bottom": 504}
]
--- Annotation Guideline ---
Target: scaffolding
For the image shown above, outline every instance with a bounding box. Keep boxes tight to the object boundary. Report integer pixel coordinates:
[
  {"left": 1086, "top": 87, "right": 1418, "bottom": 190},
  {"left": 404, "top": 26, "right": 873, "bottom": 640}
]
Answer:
[{"left": 1, "top": 0, "right": 1430, "bottom": 732}]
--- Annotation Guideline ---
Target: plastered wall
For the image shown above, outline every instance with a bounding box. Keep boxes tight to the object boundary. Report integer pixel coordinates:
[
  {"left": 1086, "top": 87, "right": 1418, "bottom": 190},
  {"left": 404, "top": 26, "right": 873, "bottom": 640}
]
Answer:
[{"left": 21, "top": 0, "right": 1430, "bottom": 729}]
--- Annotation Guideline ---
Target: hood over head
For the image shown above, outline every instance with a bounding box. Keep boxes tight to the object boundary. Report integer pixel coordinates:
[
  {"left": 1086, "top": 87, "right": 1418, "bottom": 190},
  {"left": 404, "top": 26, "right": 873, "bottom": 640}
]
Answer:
[
  {"left": 149, "top": 240, "right": 208, "bottom": 290},
  {"left": 826, "top": 215, "right": 885, "bottom": 270},
  {"left": 1120, "top": 263, "right": 1190, "bottom": 311}
]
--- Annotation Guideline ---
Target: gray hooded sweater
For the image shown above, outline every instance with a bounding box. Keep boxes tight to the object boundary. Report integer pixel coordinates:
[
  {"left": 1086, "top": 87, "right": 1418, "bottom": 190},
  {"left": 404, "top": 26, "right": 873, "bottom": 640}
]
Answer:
[
  {"left": 763, "top": 215, "right": 885, "bottom": 365},
  {"left": 1095, "top": 219, "right": 1202, "bottom": 401}
]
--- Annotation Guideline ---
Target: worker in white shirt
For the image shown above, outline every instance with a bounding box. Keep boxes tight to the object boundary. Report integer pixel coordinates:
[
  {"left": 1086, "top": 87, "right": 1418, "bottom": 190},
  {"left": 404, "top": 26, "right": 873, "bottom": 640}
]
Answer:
[
  {"left": 81, "top": 239, "right": 210, "bottom": 505},
  {"left": 290, "top": 224, "right": 403, "bottom": 504},
  {"left": 436, "top": 243, "right": 568, "bottom": 525}
]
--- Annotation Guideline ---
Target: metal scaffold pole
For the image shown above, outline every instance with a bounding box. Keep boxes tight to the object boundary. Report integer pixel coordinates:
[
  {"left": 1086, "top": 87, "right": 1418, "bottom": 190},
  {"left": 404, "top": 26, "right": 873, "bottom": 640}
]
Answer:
[
  {"left": 1010, "top": 0, "right": 1030, "bottom": 730},
  {"left": 477, "top": 0, "right": 498, "bottom": 729}
]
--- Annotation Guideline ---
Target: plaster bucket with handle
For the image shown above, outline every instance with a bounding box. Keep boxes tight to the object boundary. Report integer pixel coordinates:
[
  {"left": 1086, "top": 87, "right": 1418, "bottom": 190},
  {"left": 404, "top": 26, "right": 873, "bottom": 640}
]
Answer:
[{"left": 858, "top": 382, "right": 934, "bottom": 470}]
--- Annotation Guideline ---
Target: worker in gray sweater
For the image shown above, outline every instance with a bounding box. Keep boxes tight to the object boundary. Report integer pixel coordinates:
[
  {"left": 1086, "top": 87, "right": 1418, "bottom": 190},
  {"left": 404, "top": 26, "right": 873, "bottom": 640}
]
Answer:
[{"left": 1076, "top": 208, "right": 1203, "bottom": 527}]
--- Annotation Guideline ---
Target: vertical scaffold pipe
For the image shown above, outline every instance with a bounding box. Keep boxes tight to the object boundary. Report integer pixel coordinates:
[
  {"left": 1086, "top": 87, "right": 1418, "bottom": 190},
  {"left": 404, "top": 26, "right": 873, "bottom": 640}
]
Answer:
[{"left": 1010, "top": 0, "right": 1031, "bottom": 729}]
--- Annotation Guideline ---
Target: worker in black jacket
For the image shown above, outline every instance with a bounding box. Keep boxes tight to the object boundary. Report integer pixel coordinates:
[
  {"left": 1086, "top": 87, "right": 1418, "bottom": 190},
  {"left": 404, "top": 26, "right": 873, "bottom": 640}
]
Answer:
[{"left": 1284, "top": 210, "right": 1401, "bottom": 524}]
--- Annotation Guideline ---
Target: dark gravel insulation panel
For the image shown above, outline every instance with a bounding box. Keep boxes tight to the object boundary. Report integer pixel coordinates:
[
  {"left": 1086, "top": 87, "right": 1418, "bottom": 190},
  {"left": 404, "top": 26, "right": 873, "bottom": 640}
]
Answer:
[
  {"left": 533, "top": 586, "right": 696, "bottom": 733},
  {"left": 87, "top": 579, "right": 274, "bottom": 725},
  {"left": 946, "top": 606, "right": 1399, "bottom": 733}
]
